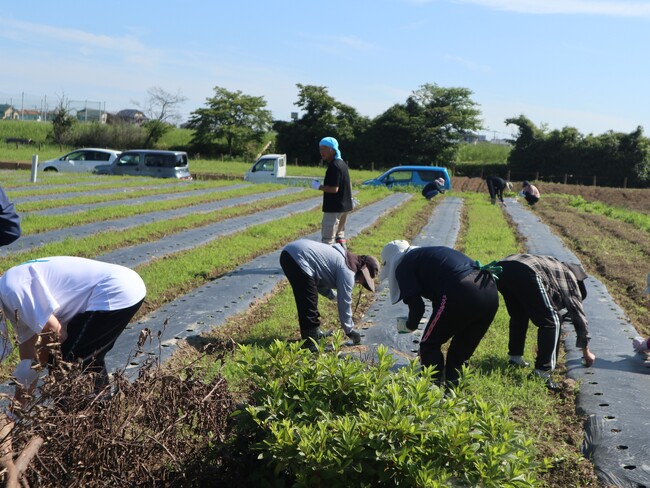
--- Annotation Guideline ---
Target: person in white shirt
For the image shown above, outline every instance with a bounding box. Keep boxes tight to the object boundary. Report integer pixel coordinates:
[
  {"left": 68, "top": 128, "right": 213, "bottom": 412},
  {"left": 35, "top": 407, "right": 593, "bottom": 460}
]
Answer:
[{"left": 0, "top": 256, "right": 146, "bottom": 405}]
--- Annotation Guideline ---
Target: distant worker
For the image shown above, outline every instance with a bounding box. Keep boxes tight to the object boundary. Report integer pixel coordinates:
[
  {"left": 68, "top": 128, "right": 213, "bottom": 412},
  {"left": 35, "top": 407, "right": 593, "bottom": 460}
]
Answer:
[
  {"left": 632, "top": 272, "right": 650, "bottom": 354},
  {"left": 0, "top": 257, "right": 146, "bottom": 407},
  {"left": 0, "top": 185, "right": 21, "bottom": 246},
  {"left": 521, "top": 181, "right": 540, "bottom": 206},
  {"left": 495, "top": 254, "right": 595, "bottom": 389},
  {"left": 380, "top": 241, "right": 499, "bottom": 385},
  {"left": 485, "top": 175, "right": 513, "bottom": 205},
  {"left": 280, "top": 239, "right": 379, "bottom": 350},
  {"left": 421, "top": 177, "right": 447, "bottom": 200},
  {"left": 311, "top": 137, "right": 353, "bottom": 249}
]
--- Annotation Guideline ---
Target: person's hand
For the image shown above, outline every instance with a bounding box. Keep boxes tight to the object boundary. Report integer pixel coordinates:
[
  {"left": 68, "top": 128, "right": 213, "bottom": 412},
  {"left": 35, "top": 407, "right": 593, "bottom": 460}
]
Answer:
[
  {"left": 311, "top": 179, "right": 321, "bottom": 190},
  {"left": 633, "top": 337, "right": 650, "bottom": 353},
  {"left": 582, "top": 347, "right": 595, "bottom": 367}
]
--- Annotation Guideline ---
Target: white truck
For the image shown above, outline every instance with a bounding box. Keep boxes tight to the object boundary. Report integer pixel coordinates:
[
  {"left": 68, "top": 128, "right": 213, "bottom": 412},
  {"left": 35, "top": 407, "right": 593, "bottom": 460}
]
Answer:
[{"left": 243, "top": 154, "right": 322, "bottom": 186}]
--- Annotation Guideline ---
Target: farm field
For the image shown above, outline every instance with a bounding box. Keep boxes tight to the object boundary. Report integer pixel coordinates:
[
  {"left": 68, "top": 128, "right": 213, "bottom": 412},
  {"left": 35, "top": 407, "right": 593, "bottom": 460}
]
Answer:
[{"left": 0, "top": 168, "right": 647, "bottom": 486}]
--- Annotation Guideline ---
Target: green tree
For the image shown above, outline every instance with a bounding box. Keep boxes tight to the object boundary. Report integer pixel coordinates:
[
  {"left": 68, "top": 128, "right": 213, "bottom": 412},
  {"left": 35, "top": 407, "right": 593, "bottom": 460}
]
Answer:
[
  {"left": 187, "top": 87, "right": 272, "bottom": 157},
  {"left": 363, "top": 83, "right": 482, "bottom": 166},
  {"left": 49, "top": 98, "right": 76, "bottom": 145},
  {"left": 275, "top": 84, "right": 369, "bottom": 166}
]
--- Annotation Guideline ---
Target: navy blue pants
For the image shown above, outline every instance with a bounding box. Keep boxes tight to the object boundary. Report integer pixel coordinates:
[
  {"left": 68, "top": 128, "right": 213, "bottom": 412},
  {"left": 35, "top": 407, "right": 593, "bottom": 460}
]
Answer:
[
  {"left": 280, "top": 250, "right": 320, "bottom": 335},
  {"left": 419, "top": 270, "right": 498, "bottom": 383}
]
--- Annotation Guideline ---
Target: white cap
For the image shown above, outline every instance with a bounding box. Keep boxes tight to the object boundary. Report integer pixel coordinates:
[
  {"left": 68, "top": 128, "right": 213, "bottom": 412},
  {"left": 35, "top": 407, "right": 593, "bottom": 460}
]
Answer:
[{"left": 380, "top": 240, "right": 419, "bottom": 304}]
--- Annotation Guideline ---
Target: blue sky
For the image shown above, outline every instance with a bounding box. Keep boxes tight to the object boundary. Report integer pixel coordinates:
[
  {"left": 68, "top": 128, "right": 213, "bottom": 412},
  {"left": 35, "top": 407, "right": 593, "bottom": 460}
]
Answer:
[{"left": 1, "top": 0, "right": 649, "bottom": 139}]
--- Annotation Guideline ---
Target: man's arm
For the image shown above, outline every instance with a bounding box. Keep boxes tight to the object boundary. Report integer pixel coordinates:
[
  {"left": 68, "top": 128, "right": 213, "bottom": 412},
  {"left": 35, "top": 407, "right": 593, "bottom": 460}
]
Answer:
[
  {"left": 403, "top": 296, "right": 425, "bottom": 330},
  {"left": 317, "top": 184, "right": 339, "bottom": 194}
]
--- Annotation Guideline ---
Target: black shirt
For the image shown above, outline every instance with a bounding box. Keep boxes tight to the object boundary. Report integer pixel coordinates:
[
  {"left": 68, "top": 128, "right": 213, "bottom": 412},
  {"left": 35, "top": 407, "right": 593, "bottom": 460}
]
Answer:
[{"left": 322, "top": 158, "right": 353, "bottom": 213}]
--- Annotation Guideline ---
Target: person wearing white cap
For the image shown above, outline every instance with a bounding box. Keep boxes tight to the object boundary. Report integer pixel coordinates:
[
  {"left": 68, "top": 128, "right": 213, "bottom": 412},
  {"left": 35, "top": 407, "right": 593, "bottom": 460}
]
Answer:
[
  {"left": 380, "top": 240, "right": 499, "bottom": 385},
  {"left": 312, "top": 137, "right": 353, "bottom": 248},
  {"left": 632, "top": 272, "right": 650, "bottom": 354},
  {"left": 280, "top": 239, "right": 379, "bottom": 350}
]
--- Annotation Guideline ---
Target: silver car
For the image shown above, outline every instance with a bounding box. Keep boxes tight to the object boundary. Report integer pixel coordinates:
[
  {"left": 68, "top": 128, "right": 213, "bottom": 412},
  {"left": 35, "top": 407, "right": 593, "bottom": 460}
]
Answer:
[
  {"left": 40, "top": 148, "right": 121, "bottom": 173},
  {"left": 93, "top": 150, "right": 192, "bottom": 180}
]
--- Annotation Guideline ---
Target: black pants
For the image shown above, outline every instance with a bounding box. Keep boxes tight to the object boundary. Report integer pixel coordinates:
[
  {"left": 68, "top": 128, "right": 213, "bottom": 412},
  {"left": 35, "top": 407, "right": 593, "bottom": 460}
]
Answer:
[
  {"left": 524, "top": 194, "right": 539, "bottom": 205},
  {"left": 419, "top": 270, "right": 498, "bottom": 383},
  {"left": 61, "top": 299, "right": 145, "bottom": 379},
  {"left": 497, "top": 261, "right": 560, "bottom": 371},
  {"left": 280, "top": 251, "right": 320, "bottom": 336}
]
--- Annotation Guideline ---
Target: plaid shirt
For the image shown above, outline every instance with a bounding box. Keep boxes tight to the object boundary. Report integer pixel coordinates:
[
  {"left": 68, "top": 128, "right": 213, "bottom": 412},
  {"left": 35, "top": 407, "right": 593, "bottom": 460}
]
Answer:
[{"left": 500, "top": 254, "right": 590, "bottom": 348}]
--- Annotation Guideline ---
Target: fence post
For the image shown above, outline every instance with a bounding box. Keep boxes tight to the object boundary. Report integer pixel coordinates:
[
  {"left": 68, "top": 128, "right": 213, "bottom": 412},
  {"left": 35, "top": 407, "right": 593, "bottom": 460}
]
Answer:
[
  {"left": 563, "top": 174, "right": 568, "bottom": 184},
  {"left": 30, "top": 155, "right": 38, "bottom": 183},
  {"left": 506, "top": 169, "right": 511, "bottom": 181},
  {"left": 592, "top": 175, "right": 597, "bottom": 186},
  {"left": 623, "top": 177, "right": 627, "bottom": 189},
  {"left": 535, "top": 171, "right": 539, "bottom": 181}
]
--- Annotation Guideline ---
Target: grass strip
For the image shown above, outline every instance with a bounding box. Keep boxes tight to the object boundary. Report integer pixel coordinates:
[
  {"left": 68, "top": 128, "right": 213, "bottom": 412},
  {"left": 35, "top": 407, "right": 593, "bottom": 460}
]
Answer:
[
  {"left": 19, "top": 183, "right": 291, "bottom": 234},
  {"left": 15, "top": 180, "right": 237, "bottom": 212},
  {"left": 551, "top": 193, "right": 650, "bottom": 233},
  {"left": 0, "top": 190, "right": 318, "bottom": 270}
]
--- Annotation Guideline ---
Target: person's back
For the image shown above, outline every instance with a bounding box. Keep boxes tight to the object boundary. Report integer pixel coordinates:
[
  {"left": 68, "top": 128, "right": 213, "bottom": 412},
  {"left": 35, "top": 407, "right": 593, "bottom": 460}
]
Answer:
[{"left": 323, "top": 158, "right": 353, "bottom": 213}]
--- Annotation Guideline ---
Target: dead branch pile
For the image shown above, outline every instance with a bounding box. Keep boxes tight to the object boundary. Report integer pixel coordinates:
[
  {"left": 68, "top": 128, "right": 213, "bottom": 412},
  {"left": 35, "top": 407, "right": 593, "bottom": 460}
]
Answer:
[{"left": 2, "top": 357, "right": 236, "bottom": 487}]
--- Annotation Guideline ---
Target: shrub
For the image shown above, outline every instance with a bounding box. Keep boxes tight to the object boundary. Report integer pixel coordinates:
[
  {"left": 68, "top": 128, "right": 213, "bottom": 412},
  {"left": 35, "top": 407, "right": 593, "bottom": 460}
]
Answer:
[{"left": 232, "top": 336, "right": 539, "bottom": 487}]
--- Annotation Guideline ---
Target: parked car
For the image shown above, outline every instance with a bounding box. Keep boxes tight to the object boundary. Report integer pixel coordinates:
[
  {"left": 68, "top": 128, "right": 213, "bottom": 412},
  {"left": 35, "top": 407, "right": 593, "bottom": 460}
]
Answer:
[
  {"left": 93, "top": 150, "right": 192, "bottom": 180},
  {"left": 40, "top": 148, "right": 121, "bottom": 173},
  {"left": 362, "top": 165, "right": 452, "bottom": 190}
]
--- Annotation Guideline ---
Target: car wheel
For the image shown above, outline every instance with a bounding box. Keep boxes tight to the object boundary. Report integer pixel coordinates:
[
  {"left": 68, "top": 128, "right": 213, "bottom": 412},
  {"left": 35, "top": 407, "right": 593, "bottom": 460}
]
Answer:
[{"left": 43, "top": 167, "right": 58, "bottom": 172}]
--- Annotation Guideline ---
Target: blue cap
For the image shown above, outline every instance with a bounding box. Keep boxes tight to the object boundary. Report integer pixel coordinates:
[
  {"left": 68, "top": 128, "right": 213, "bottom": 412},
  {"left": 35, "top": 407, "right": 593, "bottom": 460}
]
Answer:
[{"left": 319, "top": 137, "right": 341, "bottom": 160}]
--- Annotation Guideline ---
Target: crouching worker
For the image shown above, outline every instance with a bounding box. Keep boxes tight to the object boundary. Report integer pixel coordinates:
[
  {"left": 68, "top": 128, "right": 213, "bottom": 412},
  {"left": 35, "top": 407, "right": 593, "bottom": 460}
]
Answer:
[
  {"left": 421, "top": 177, "right": 446, "bottom": 200},
  {"left": 495, "top": 254, "right": 595, "bottom": 389},
  {"left": 380, "top": 241, "right": 499, "bottom": 385},
  {"left": 280, "top": 239, "right": 379, "bottom": 351},
  {"left": 0, "top": 257, "right": 146, "bottom": 406}
]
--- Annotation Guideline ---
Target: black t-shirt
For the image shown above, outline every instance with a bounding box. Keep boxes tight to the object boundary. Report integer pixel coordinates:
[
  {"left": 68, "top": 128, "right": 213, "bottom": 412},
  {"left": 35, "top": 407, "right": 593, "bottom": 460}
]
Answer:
[
  {"left": 395, "top": 247, "right": 475, "bottom": 302},
  {"left": 322, "top": 158, "right": 353, "bottom": 213}
]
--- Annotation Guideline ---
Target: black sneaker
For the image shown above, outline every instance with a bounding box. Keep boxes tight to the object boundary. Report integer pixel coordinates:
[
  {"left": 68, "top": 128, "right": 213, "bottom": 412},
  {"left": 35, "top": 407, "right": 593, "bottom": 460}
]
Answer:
[
  {"left": 346, "top": 330, "right": 361, "bottom": 346},
  {"left": 529, "top": 369, "right": 559, "bottom": 391},
  {"left": 316, "top": 329, "right": 333, "bottom": 339},
  {"left": 508, "top": 357, "right": 530, "bottom": 368}
]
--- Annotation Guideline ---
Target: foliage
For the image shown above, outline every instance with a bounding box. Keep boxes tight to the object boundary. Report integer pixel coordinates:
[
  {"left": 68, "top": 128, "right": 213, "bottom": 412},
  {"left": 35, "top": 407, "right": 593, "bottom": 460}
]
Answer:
[
  {"left": 136, "top": 87, "right": 188, "bottom": 147},
  {"left": 361, "top": 84, "right": 482, "bottom": 167},
  {"left": 274, "top": 84, "right": 370, "bottom": 166},
  {"left": 67, "top": 120, "right": 149, "bottom": 149},
  {"left": 506, "top": 115, "right": 650, "bottom": 188},
  {"left": 232, "top": 338, "right": 538, "bottom": 487},
  {"left": 455, "top": 142, "right": 511, "bottom": 164},
  {"left": 48, "top": 99, "right": 76, "bottom": 145},
  {"left": 187, "top": 86, "right": 273, "bottom": 158}
]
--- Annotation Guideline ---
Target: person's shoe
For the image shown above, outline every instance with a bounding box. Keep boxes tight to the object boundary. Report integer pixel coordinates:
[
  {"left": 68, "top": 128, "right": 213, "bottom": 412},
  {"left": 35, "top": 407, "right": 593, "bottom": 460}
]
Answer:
[
  {"left": 529, "top": 369, "right": 559, "bottom": 391},
  {"left": 508, "top": 356, "right": 530, "bottom": 368},
  {"left": 316, "top": 329, "right": 333, "bottom": 339},
  {"left": 345, "top": 330, "right": 361, "bottom": 346}
]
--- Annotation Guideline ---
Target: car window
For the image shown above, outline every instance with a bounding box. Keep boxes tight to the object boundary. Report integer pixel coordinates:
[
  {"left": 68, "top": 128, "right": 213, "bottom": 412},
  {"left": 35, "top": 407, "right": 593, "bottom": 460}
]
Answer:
[
  {"left": 117, "top": 154, "right": 140, "bottom": 166},
  {"left": 91, "top": 151, "right": 113, "bottom": 161},
  {"left": 65, "top": 151, "right": 86, "bottom": 161},
  {"left": 388, "top": 170, "right": 413, "bottom": 182},
  {"left": 253, "top": 159, "right": 275, "bottom": 172},
  {"left": 419, "top": 170, "right": 445, "bottom": 182}
]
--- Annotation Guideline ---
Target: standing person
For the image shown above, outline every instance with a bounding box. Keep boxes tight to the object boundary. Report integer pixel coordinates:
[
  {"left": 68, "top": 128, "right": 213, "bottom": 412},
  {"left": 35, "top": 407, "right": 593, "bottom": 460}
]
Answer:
[
  {"left": 280, "top": 238, "right": 379, "bottom": 350},
  {"left": 632, "top": 272, "right": 650, "bottom": 353},
  {"left": 521, "top": 181, "right": 540, "bottom": 206},
  {"left": 495, "top": 254, "right": 595, "bottom": 388},
  {"left": 311, "top": 137, "right": 353, "bottom": 248},
  {"left": 485, "top": 175, "right": 513, "bottom": 205},
  {"left": 0, "top": 257, "right": 146, "bottom": 406},
  {"left": 0, "top": 185, "right": 21, "bottom": 246},
  {"left": 380, "top": 240, "right": 500, "bottom": 385}
]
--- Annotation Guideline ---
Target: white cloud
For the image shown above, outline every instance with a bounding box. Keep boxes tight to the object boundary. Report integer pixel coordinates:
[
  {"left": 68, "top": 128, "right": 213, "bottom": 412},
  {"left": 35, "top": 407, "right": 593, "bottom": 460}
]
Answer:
[
  {"left": 455, "top": 0, "right": 650, "bottom": 17},
  {"left": 443, "top": 55, "right": 492, "bottom": 73}
]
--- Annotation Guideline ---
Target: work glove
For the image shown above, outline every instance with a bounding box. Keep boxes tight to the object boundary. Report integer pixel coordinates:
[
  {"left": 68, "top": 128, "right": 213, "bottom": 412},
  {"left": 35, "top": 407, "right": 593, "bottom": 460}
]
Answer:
[
  {"left": 311, "top": 179, "right": 321, "bottom": 190},
  {"left": 632, "top": 337, "right": 650, "bottom": 353}
]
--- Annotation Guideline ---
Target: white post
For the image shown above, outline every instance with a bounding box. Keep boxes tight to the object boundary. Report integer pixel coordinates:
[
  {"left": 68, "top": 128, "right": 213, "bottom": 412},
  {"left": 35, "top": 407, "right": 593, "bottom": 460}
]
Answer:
[{"left": 30, "top": 155, "right": 38, "bottom": 183}]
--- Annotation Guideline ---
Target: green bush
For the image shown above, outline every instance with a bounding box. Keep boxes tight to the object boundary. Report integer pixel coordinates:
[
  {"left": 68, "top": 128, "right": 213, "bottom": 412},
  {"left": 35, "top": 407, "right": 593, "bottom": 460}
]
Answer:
[{"left": 233, "top": 337, "right": 539, "bottom": 487}]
